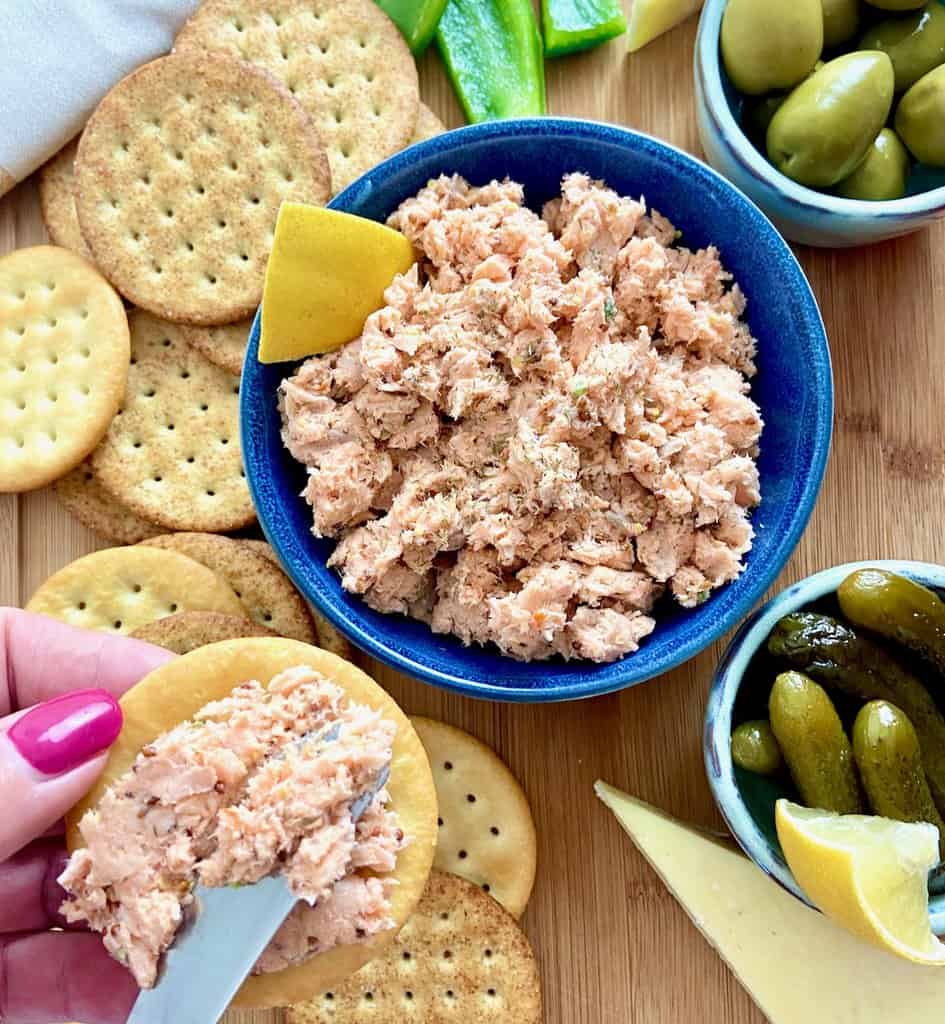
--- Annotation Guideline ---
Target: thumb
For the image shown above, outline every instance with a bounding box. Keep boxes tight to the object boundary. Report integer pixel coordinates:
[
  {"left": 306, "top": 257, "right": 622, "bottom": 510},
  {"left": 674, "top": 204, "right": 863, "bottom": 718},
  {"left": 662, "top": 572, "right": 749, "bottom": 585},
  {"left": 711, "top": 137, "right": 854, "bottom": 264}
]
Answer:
[{"left": 0, "top": 689, "right": 122, "bottom": 861}]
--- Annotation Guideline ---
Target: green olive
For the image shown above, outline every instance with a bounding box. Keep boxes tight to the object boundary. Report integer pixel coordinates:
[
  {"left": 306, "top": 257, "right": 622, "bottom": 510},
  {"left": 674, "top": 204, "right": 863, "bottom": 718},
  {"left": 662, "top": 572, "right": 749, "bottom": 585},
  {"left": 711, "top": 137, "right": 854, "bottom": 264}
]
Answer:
[
  {"left": 865, "top": 0, "right": 927, "bottom": 10},
  {"left": 835, "top": 128, "right": 911, "bottom": 199},
  {"left": 860, "top": 4, "right": 945, "bottom": 92},
  {"left": 823, "top": 0, "right": 861, "bottom": 48},
  {"left": 721, "top": 0, "right": 824, "bottom": 96},
  {"left": 896, "top": 64, "right": 945, "bottom": 165},
  {"left": 767, "top": 52, "right": 896, "bottom": 187},
  {"left": 732, "top": 720, "right": 784, "bottom": 775}
]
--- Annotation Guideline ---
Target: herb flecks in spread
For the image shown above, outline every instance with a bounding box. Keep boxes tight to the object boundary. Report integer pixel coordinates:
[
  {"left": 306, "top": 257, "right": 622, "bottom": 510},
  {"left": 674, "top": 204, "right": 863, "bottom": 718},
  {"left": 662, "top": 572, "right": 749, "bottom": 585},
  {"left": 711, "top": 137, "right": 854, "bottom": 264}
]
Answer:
[
  {"left": 280, "top": 173, "right": 763, "bottom": 663},
  {"left": 58, "top": 666, "right": 405, "bottom": 987}
]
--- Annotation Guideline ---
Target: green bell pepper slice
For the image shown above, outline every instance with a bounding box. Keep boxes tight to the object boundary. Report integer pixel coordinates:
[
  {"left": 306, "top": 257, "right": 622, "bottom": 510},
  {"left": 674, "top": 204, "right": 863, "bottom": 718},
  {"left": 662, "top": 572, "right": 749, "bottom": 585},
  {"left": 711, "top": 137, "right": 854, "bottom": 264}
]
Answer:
[
  {"left": 436, "top": 0, "right": 546, "bottom": 123},
  {"left": 375, "top": 0, "right": 449, "bottom": 55},
  {"left": 542, "top": 0, "right": 627, "bottom": 57}
]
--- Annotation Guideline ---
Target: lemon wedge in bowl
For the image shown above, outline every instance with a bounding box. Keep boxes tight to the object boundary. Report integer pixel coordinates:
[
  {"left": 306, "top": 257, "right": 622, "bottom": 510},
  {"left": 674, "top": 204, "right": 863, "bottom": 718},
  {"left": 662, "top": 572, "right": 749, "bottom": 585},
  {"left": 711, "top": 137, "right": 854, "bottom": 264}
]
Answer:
[{"left": 775, "top": 799, "right": 945, "bottom": 965}]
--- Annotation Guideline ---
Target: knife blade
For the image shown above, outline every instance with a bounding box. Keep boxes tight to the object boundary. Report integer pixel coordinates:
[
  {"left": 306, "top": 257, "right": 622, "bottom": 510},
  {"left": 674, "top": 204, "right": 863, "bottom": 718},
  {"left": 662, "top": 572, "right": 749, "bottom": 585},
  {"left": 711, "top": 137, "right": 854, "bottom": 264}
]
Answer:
[{"left": 126, "top": 760, "right": 390, "bottom": 1024}]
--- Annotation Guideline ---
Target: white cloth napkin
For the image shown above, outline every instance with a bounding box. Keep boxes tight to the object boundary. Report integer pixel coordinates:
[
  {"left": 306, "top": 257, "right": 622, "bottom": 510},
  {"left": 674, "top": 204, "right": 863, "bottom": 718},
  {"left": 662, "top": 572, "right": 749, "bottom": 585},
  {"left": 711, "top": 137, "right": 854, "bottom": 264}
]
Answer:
[{"left": 0, "top": 0, "right": 201, "bottom": 196}]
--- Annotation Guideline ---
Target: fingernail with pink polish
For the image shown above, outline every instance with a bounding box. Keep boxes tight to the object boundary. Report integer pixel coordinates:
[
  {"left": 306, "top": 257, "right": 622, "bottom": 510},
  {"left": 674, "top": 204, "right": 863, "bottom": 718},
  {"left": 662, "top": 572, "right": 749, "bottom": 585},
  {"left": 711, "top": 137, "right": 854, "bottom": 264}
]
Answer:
[{"left": 7, "top": 689, "right": 123, "bottom": 776}]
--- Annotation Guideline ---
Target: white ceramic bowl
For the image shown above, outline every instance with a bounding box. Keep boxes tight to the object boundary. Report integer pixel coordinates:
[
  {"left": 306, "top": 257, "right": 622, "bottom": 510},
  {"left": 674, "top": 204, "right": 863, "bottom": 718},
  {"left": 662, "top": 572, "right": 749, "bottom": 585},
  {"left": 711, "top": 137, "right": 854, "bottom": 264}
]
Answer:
[
  {"left": 695, "top": 0, "right": 945, "bottom": 247},
  {"left": 705, "top": 559, "right": 945, "bottom": 931}
]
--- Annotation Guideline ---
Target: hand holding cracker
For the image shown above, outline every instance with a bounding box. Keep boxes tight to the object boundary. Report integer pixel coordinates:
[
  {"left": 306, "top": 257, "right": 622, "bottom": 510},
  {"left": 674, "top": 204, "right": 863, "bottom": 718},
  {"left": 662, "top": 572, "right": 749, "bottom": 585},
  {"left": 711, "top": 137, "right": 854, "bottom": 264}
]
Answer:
[{"left": 0, "top": 608, "right": 173, "bottom": 1023}]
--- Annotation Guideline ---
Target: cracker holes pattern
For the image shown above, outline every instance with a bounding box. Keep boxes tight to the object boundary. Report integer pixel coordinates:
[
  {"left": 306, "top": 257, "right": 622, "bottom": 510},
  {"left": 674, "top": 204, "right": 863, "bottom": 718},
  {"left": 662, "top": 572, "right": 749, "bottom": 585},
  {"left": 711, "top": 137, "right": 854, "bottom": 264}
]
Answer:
[
  {"left": 174, "top": 0, "right": 418, "bottom": 191},
  {"left": 1, "top": 251, "right": 128, "bottom": 489},
  {"left": 91, "top": 313, "right": 253, "bottom": 531},
  {"left": 75, "top": 55, "right": 329, "bottom": 323}
]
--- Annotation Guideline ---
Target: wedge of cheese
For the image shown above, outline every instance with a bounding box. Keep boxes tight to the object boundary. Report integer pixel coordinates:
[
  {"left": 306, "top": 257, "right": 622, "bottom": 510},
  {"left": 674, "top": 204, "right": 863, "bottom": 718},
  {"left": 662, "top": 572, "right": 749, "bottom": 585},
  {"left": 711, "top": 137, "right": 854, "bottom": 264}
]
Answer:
[
  {"left": 259, "top": 203, "right": 416, "bottom": 364},
  {"left": 595, "top": 781, "right": 945, "bottom": 1022},
  {"left": 627, "top": 0, "right": 703, "bottom": 52}
]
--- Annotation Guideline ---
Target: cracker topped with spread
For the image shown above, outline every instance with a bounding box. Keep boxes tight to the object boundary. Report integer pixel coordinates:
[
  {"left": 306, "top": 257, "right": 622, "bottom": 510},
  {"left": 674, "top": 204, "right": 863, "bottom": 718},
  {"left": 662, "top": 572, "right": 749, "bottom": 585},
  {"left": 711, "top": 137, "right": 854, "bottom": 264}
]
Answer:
[
  {"left": 62, "top": 638, "right": 438, "bottom": 1008},
  {"left": 74, "top": 52, "right": 331, "bottom": 324},
  {"left": 175, "top": 0, "right": 419, "bottom": 193}
]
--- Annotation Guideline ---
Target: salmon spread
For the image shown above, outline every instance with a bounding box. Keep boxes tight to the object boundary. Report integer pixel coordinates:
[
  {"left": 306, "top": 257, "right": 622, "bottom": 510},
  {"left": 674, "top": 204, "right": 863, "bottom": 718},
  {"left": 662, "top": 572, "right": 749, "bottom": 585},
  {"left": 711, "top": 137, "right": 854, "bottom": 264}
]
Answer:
[
  {"left": 58, "top": 666, "right": 405, "bottom": 987},
  {"left": 281, "top": 173, "right": 763, "bottom": 662}
]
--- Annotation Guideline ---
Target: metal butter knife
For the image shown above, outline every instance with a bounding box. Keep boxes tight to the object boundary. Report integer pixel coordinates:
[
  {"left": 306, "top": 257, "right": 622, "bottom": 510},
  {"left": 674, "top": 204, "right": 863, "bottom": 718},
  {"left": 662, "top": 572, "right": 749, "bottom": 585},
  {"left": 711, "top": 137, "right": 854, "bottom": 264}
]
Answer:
[{"left": 126, "top": 754, "right": 390, "bottom": 1024}]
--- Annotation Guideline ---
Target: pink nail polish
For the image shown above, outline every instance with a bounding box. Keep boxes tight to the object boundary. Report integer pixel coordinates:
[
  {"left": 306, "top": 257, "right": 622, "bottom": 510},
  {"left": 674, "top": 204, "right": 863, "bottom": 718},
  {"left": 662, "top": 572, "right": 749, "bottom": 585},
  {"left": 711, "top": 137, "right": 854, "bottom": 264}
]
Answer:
[{"left": 7, "top": 689, "right": 123, "bottom": 776}]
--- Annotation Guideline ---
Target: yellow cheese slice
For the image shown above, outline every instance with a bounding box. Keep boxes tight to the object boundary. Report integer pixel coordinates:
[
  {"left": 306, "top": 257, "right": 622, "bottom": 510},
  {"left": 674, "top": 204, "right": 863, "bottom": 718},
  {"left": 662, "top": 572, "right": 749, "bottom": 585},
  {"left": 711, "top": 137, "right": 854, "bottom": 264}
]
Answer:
[
  {"left": 595, "top": 781, "right": 945, "bottom": 1022},
  {"left": 259, "top": 203, "right": 416, "bottom": 364},
  {"left": 627, "top": 0, "right": 704, "bottom": 52}
]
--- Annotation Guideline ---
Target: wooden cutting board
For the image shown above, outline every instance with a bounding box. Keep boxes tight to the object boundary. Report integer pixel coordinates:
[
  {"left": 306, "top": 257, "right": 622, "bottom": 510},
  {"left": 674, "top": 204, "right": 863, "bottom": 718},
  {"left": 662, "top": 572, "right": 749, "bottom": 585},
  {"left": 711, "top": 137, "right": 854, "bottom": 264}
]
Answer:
[{"left": 2, "top": 14, "right": 944, "bottom": 1024}]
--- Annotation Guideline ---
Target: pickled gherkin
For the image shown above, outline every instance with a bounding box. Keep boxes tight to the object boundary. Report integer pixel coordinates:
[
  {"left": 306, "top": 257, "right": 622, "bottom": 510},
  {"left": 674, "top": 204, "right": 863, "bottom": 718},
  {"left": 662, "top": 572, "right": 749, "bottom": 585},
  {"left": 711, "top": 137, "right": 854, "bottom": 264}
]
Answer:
[
  {"left": 769, "top": 671, "right": 864, "bottom": 814},
  {"left": 852, "top": 700, "right": 945, "bottom": 858},
  {"left": 838, "top": 568, "right": 945, "bottom": 676},
  {"left": 731, "top": 720, "right": 783, "bottom": 775},
  {"left": 768, "top": 612, "right": 945, "bottom": 814}
]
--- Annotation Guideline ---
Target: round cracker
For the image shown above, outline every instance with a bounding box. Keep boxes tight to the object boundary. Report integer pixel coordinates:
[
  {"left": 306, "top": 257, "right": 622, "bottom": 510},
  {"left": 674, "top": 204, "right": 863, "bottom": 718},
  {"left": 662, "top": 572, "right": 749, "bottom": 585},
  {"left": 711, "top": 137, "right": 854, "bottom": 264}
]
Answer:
[
  {"left": 0, "top": 246, "right": 129, "bottom": 492},
  {"left": 140, "top": 532, "right": 316, "bottom": 643},
  {"left": 65, "top": 637, "right": 438, "bottom": 1008},
  {"left": 130, "top": 610, "right": 275, "bottom": 652},
  {"left": 411, "top": 718, "right": 537, "bottom": 919},
  {"left": 54, "top": 458, "right": 162, "bottom": 544},
  {"left": 410, "top": 103, "right": 446, "bottom": 145},
  {"left": 241, "top": 539, "right": 354, "bottom": 658},
  {"left": 26, "top": 545, "right": 245, "bottom": 635},
  {"left": 38, "top": 138, "right": 94, "bottom": 261},
  {"left": 74, "top": 53, "right": 331, "bottom": 324},
  {"left": 174, "top": 0, "right": 419, "bottom": 193},
  {"left": 287, "top": 871, "right": 542, "bottom": 1024},
  {"left": 179, "top": 318, "right": 252, "bottom": 376},
  {"left": 91, "top": 309, "right": 255, "bottom": 532}
]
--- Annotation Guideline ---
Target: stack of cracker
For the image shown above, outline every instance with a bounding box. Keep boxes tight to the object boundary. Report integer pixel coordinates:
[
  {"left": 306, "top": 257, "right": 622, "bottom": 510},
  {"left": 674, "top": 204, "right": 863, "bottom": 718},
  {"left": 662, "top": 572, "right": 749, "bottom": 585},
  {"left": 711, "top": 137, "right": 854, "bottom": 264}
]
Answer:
[
  {"left": 290, "top": 719, "right": 543, "bottom": 1022},
  {"left": 25, "top": 534, "right": 351, "bottom": 660},
  {"left": 9, "top": 0, "right": 446, "bottom": 539}
]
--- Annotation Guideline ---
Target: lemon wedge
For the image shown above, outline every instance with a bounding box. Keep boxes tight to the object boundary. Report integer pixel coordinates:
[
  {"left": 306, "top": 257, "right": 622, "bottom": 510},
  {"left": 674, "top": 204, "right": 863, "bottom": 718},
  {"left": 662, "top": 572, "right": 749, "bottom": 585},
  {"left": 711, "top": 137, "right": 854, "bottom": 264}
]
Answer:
[
  {"left": 775, "top": 799, "right": 945, "bottom": 965},
  {"left": 259, "top": 203, "right": 416, "bottom": 364}
]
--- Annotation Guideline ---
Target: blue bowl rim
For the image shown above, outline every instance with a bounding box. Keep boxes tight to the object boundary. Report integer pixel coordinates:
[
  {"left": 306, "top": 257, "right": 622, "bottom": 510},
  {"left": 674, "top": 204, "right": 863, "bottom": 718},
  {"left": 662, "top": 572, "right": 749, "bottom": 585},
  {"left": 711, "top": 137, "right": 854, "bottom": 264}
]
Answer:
[
  {"left": 242, "top": 115, "right": 833, "bottom": 703},
  {"left": 697, "top": 0, "right": 945, "bottom": 223},
  {"left": 704, "top": 558, "right": 945, "bottom": 931}
]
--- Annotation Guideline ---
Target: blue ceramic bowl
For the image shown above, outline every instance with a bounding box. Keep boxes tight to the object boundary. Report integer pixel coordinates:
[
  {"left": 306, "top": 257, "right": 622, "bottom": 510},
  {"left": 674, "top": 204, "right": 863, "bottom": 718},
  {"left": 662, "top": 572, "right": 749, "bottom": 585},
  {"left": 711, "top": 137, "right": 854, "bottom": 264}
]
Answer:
[
  {"left": 705, "top": 560, "right": 945, "bottom": 930},
  {"left": 695, "top": 0, "right": 945, "bottom": 247},
  {"left": 241, "top": 117, "right": 832, "bottom": 703}
]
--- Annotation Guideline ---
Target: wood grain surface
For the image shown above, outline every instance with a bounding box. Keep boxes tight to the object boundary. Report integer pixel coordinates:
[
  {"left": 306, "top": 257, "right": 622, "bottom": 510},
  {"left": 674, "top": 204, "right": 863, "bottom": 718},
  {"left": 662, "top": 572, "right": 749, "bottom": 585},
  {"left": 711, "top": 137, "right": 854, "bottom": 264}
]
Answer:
[{"left": 3, "top": 12, "right": 945, "bottom": 1024}]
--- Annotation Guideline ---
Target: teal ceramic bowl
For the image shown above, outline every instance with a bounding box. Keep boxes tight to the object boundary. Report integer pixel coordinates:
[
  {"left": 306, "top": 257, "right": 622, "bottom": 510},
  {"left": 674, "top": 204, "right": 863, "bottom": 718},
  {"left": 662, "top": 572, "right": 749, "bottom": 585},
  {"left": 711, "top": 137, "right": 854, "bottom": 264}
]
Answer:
[
  {"left": 695, "top": 0, "right": 945, "bottom": 247},
  {"left": 705, "top": 560, "right": 945, "bottom": 931}
]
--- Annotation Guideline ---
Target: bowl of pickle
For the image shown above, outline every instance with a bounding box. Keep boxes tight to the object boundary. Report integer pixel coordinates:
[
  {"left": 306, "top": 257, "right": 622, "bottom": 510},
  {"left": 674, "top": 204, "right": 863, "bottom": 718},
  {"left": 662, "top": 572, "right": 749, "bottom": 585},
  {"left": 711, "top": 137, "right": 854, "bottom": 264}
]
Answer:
[
  {"left": 695, "top": 0, "right": 945, "bottom": 246},
  {"left": 705, "top": 560, "right": 945, "bottom": 931}
]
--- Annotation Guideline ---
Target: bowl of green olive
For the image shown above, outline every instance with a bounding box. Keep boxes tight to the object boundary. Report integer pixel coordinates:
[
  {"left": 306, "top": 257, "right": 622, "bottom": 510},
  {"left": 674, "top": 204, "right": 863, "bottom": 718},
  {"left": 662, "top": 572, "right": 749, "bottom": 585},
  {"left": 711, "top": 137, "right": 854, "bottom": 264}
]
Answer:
[
  {"left": 695, "top": 0, "right": 945, "bottom": 246},
  {"left": 705, "top": 561, "right": 945, "bottom": 929}
]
